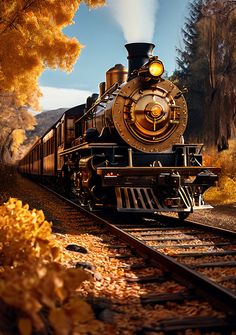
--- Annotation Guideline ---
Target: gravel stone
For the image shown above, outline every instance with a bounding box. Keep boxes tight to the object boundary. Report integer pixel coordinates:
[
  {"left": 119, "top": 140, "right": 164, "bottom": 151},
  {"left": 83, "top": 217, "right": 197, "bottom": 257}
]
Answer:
[
  {"left": 98, "top": 308, "right": 116, "bottom": 323},
  {"left": 75, "top": 261, "right": 96, "bottom": 272},
  {"left": 94, "top": 271, "right": 103, "bottom": 281},
  {"left": 65, "top": 244, "right": 88, "bottom": 253}
]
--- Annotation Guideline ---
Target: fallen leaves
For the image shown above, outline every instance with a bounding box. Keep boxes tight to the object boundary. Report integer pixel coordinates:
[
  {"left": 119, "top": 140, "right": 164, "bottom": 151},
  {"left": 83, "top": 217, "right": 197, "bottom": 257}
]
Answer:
[{"left": 0, "top": 198, "right": 101, "bottom": 335}]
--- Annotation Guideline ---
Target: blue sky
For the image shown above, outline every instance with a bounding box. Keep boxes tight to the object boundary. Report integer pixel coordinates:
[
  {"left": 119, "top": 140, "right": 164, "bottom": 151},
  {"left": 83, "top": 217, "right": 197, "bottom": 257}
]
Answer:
[{"left": 39, "top": 0, "right": 190, "bottom": 110}]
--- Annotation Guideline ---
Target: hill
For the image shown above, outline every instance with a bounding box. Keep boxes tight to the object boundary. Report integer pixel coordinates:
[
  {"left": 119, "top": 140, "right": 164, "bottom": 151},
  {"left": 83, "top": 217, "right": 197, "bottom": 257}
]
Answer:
[{"left": 27, "top": 108, "right": 67, "bottom": 139}]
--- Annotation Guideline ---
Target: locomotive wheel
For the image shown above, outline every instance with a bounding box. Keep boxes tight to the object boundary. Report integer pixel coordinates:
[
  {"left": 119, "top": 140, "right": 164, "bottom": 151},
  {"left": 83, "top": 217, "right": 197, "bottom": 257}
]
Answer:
[
  {"left": 178, "top": 212, "right": 190, "bottom": 221},
  {"left": 88, "top": 200, "right": 95, "bottom": 211},
  {"left": 78, "top": 193, "right": 88, "bottom": 207}
]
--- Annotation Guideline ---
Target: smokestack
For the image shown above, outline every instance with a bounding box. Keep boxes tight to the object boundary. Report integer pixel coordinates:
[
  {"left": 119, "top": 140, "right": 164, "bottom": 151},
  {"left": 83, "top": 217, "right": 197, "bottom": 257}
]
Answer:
[{"left": 125, "top": 42, "right": 155, "bottom": 77}]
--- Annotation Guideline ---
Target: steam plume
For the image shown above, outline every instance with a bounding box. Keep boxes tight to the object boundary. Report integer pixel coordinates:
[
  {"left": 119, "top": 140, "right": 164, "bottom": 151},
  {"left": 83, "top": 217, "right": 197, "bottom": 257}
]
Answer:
[{"left": 108, "top": 0, "right": 159, "bottom": 43}]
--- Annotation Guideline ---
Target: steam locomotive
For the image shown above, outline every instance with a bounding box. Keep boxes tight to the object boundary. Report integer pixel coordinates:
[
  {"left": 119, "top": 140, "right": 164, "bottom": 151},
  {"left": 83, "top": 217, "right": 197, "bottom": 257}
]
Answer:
[{"left": 19, "top": 43, "right": 219, "bottom": 219}]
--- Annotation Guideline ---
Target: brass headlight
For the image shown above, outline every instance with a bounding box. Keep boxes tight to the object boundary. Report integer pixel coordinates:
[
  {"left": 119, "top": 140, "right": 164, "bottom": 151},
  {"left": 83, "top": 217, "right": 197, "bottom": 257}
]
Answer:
[
  {"left": 149, "top": 61, "right": 164, "bottom": 77},
  {"left": 150, "top": 104, "right": 163, "bottom": 118}
]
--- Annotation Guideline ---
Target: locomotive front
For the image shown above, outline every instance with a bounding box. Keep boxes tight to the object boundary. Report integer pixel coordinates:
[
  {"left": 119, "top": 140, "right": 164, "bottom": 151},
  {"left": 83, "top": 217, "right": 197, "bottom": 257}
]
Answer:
[
  {"left": 67, "top": 43, "right": 219, "bottom": 217},
  {"left": 111, "top": 43, "right": 188, "bottom": 153}
]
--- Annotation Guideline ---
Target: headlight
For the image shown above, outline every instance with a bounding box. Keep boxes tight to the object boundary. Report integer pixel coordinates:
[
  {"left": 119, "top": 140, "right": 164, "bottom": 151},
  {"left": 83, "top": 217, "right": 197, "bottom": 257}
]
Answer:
[{"left": 149, "top": 61, "right": 164, "bottom": 77}]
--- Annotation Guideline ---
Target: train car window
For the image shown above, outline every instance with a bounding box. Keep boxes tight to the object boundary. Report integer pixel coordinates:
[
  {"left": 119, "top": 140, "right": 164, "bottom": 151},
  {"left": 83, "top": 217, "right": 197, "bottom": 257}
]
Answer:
[
  {"left": 57, "top": 125, "right": 61, "bottom": 146},
  {"left": 44, "top": 142, "right": 47, "bottom": 157},
  {"left": 50, "top": 137, "right": 54, "bottom": 154},
  {"left": 75, "top": 122, "right": 83, "bottom": 138},
  {"left": 67, "top": 118, "right": 75, "bottom": 144},
  {"left": 61, "top": 121, "right": 64, "bottom": 144},
  {"left": 57, "top": 127, "right": 59, "bottom": 145}
]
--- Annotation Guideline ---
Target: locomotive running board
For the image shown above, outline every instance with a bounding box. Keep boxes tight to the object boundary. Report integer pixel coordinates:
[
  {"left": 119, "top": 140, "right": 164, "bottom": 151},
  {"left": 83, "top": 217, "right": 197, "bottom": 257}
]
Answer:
[{"left": 115, "top": 187, "right": 163, "bottom": 213}]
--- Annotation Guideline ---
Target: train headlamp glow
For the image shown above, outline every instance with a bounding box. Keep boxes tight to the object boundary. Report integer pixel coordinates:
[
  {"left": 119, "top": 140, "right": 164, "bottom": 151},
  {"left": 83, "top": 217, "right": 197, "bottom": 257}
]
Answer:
[
  {"left": 151, "top": 105, "right": 162, "bottom": 118},
  {"left": 149, "top": 61, "right": 164, "bottom": 77}
]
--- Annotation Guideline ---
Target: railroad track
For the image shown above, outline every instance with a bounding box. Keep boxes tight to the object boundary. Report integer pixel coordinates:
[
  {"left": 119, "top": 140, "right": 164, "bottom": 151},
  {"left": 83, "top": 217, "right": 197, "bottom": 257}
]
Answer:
[
  {"left": 111, "top": 215, "right": 236, "bottom": 301},
  {"left": 37, "top": 183, "right": 236, "bottom": 333}
]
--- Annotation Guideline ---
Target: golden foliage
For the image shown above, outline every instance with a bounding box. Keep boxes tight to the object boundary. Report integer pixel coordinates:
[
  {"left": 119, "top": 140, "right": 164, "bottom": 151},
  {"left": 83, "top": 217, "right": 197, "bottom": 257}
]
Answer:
[
  {"left": 84, "top": 0, "right": 106, "bottom": 7},
  {"left": 0, "top": 0, "right": 106, "bottom": 162},
  {"left": 0, "top": 0, "right": 106, "bottom": 106},
  {"left": 0, "top": 198, "right": 60, "bottom": 265},
  {"left": 204, "top": 139, "right": 236, "bottom": 204},
  {"left": 0, "top": 198, "right": 103, "bottom": 334},
  {"left": 0, "top": 96, "right": 37, "bottom": 163},
  {"left": 0, "top": 0, "right": 82, "bottom": 109},
  {"left": 18, "top": 318, "right": 32, "bottom": 335}
]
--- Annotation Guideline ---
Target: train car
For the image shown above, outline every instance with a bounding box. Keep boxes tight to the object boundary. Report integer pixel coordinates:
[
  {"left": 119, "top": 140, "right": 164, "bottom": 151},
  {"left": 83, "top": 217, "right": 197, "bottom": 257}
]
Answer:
[
  {"left": 42, "top": 128, "right": 56, "bottom": 176},
  {"left": 20, "top": 105, "right": 87, "bottom": 179},
  {"left": 56, "top": 104, "right": 86, "bottom": 172},
  {"left": 19, "top": 42, "right": 220, "bottom": 219},
  {"left": 19, "top": 138, "right": 42, "bottom": 175}
]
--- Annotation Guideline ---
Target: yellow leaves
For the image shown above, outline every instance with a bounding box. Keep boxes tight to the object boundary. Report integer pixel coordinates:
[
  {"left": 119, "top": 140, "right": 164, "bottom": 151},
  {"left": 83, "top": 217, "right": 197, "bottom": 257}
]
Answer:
[
  {"left": 18, "top": 318, "right": 32, "bottom": 335},
  {"left": 0, "top": 199, "right": 96, "bottom": 334},
  {"left": 0, "top": 0, "right": 106, "bottom": 163},
  {"left": 83, "top": 0, "right": 106, "bottom": 8},
  {"left": 0, "top": 0, "right": 83, "bottom": 81},
  {"left": 49, "top": 297, "right": 95, "bottom": 335},
  {"left": 63, "top": 268, "right": 90, "bottom": 290},
  {"left": 203, "top": 139, "right": 236, "bottom": 204},
  {"left": 205, "top": 176, "right": 236, "bottom": 204},
  {"left": 0, "top": 198, "right": 59, "bottom": 265},
  {"left": 10, "top": 129, "right": 26, "bottom": 154},
  {"left": 65, "top": 296, "right": 94, "bottom": 323},
  {"left": 0, "top": 0, "right": 106, "bottom": 95},
  {"left": 49, "top": 308, "right": 71, "bottom": 335}
]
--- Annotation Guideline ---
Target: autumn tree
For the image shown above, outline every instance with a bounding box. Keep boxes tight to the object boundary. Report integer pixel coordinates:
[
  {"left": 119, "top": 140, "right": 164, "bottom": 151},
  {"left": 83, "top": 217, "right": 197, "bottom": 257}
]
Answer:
[
  {"left": 174, "top": 0, "right": 236, "bottom": 150},
  {"left": 0, "top": 0, "right": 105, "bottom": 163}
]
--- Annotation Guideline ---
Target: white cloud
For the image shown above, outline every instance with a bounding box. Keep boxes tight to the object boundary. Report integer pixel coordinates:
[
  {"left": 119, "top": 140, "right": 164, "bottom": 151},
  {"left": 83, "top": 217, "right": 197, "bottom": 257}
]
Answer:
[{"left": 40, "top": 86, "right": 92, "bottom": 111}]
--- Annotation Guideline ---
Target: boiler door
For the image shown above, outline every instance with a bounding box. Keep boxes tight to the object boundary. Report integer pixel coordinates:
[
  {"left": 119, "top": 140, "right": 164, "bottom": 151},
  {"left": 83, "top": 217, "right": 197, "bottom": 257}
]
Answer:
[{"left": 112, "top": 78, "right": 188, "bottom": 152}]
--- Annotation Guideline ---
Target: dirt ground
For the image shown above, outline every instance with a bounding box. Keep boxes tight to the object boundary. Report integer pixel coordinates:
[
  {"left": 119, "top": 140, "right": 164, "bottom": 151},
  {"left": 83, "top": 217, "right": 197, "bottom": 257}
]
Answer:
[{"left": 186, "top": 204, "right": 236, "bottom": 232}]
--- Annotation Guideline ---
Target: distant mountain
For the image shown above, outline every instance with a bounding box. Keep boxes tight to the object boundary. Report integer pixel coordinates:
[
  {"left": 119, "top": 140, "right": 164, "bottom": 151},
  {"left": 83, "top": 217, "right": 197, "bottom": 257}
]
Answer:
[{"left": 27, "top": 108, "right": 67, "bottom": 139}]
